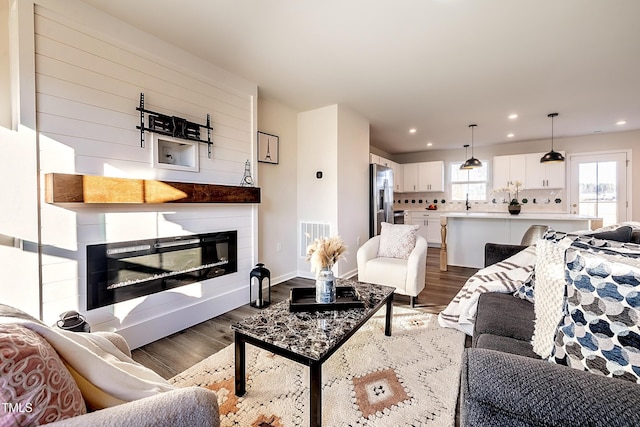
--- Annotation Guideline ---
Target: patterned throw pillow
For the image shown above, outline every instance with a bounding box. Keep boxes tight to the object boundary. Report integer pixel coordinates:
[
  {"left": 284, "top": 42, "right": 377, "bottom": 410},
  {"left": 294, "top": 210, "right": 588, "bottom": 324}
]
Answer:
[
  {"left": 0, "top": 324, "right": 87, "bottom": 425},
  {"left": 531, "top": 238, "right": 574, "bottom": 358},
  {"left": 377, "top": 222, "right": 419, "bottom": 260},
  {"left": 513, "top": 272, "right": 535, "bottom": 303},
  {"left": 550, "top": 248, "right": 640, "bottom": 383}
]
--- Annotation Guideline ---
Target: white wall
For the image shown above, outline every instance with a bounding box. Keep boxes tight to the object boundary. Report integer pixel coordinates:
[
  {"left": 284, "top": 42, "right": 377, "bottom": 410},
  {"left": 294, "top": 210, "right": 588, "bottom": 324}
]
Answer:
[
  {"left": 337, "top": 106, "right": 369, "bottom": 277},
  {"left": 6, "top": 0, "right": 259, "bottom": 347},
  {"left": 257, "top": 97, "right": 298, "bottom": 283},
  {"left": 297, "top": 105, "right": 339, "bottom": 276},
  {"left": 0, "top": 0, "right": 10, "bottom": 128},
  {"left": 297, "top": 104, "right": 369, "bottom": 278}
]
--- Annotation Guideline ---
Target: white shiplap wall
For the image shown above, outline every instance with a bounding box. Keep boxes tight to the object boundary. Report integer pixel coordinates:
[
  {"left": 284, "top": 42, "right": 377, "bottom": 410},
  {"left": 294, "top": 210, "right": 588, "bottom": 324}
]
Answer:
[{"left": 33, "top": 3, "right": 258, "bottom": 347}]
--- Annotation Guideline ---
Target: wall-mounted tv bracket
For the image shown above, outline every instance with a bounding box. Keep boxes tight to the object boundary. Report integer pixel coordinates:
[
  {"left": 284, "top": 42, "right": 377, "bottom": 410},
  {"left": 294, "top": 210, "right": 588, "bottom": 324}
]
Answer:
[{"left": 135, "top": 92, "right": 214, "bottom": 158}]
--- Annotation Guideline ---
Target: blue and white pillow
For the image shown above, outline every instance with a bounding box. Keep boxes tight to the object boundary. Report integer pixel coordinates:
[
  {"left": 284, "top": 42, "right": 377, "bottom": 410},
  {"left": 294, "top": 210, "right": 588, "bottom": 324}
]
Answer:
[
  {"left": 550, "top": 247, "right": 640, "bottom": 383},
  {"left": 513, "top": 272, "right": 535, "bottom": 303}
]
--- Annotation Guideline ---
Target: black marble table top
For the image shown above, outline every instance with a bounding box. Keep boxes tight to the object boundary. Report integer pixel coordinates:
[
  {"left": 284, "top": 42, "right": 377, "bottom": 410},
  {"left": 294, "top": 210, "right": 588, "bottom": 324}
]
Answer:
[{"left": 231, "top": 279, "right": 395, "bottom": 360}]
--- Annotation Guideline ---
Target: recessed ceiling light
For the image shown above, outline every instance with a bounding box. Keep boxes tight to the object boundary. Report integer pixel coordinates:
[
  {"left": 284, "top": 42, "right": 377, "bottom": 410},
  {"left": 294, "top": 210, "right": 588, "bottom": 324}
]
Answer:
[
  {"left": 617, "top": 120, "right": 627, "bottom": 125},
  {"left": 507, "top": 133, "right": 515, "bottom": 138},
  {"left": 508, "top": 114, "right": 518, "bottom": 120},
  {"left": 426, "top": 142, "right": 433, "bottom": 147},
  {"left": 409, "top": 128, "right": 417, "bottom": 134}
]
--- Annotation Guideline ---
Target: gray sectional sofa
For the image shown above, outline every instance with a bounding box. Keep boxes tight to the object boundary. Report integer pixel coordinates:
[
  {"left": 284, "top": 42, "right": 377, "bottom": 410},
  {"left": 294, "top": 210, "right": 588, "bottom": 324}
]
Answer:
[{"left": 460, "top": 235, "right": 640, "bottom": 427}]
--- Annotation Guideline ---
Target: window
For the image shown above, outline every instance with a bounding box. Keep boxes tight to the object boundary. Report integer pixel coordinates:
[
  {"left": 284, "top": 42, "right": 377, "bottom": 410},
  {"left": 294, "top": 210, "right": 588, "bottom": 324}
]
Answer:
[{"left": 450, "top": 161, "right": 488, "bottom": 201}]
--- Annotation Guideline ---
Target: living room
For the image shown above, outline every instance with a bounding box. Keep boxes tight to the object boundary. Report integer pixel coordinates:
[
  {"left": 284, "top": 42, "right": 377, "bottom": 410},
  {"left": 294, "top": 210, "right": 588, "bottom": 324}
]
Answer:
[{"left": 1, "top": 1, "right": 640, "bottom": 426}]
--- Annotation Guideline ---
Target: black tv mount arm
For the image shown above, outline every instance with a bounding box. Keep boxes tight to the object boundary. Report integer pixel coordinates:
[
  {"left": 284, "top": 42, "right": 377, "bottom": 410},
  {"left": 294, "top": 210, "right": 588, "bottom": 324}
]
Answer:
[{"left": 135, "top": 92, "right": 214, "bottom": 158}]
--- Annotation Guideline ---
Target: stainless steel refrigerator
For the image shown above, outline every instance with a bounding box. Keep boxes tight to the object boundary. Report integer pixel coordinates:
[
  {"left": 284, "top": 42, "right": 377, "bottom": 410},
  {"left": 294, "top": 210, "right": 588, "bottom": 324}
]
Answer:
[{"left": 369, "top": 164, "right": 394, "bottom": 237}]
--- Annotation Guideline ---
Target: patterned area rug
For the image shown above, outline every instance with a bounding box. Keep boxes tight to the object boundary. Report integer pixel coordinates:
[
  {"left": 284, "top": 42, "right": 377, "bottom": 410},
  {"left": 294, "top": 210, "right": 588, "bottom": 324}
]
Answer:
[{"left": 171, "top": 307, "right": 465, "bottom": 426}]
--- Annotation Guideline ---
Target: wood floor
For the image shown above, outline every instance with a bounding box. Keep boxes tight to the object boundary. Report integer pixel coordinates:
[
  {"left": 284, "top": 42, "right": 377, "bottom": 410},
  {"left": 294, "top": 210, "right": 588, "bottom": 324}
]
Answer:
[{"left": 131, "top": 247, "right": 477, "bottom": 379}]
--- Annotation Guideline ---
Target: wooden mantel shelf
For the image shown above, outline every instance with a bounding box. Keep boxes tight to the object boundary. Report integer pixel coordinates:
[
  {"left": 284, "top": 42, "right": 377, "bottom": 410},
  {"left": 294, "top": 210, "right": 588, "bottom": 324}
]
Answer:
[{"left": 45, "top": 173, "right": 260, "bottom": 204}]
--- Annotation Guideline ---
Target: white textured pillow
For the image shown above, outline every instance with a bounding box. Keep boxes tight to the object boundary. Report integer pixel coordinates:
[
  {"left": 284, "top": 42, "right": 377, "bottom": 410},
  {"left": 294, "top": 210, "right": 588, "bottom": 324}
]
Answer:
[
  {"left": 377, "top": 222, "right": 419, "bottom": 259},
  {"left": 531, "top": 237, "right": 573, "bottom": 358}
]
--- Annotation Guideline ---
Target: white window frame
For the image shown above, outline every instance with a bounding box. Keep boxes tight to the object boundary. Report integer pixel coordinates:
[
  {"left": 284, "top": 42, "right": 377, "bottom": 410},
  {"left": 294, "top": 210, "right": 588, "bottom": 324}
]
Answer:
[{"left": 450, "top": 161, "right": 489, "bottom": 201}]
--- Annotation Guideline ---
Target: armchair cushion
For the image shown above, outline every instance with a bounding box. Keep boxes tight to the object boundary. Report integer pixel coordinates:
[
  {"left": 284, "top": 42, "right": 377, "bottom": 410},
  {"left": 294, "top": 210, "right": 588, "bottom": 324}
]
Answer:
[
  {"left": 357, "top": 234, "right": 427, "bottom": 298},
  {"left": 0, "top": 324, "right": 86, "bottom": 426},
  {"left": 377, "top": 222, "right": 419, "bottom": 259}
]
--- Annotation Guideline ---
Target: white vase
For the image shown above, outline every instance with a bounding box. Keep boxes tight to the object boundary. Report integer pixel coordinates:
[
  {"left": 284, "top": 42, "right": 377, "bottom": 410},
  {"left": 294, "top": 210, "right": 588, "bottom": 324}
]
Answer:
[{"left": 315, "top": 268, "right": 336, "bottom": 303}]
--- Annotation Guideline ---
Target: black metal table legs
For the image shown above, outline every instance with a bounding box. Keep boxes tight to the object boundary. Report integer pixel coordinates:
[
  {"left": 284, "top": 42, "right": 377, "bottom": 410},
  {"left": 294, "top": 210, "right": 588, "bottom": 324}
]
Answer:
[{"left": 234, "top": 331, "right": 246, "bottom": 396}]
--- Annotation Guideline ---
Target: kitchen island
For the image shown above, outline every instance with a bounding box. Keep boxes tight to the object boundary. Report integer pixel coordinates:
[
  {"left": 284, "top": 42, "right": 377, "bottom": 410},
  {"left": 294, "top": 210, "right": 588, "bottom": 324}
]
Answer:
[{"left": 439, "top": 212, "right": 602, "bottom": 269}]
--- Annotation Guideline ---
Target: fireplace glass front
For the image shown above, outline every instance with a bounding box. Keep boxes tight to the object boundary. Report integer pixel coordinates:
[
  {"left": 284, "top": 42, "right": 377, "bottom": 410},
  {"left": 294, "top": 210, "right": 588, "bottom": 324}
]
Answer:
[{"left": 87, "top": 231, "right": 237, "bottom": 310}]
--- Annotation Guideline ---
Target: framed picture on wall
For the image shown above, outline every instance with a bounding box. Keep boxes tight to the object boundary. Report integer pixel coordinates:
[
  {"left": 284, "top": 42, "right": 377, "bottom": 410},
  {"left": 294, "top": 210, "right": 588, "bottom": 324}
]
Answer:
[{"left": 257, "top": 131, "right": 279, "bottom": 164}]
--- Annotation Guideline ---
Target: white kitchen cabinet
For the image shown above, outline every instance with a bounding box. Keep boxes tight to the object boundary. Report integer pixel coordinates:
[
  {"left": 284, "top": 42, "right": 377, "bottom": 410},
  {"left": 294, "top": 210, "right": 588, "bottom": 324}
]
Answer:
[
  {"left": 403, "top": 163, "right": 419, "bottom": 192},
  {"left": 402, "top": 161, "right": 443, "bottom": 192},
  {"left": 390, "top": 161, "right": 404, "bottom": 192},
  {"left": 493, "top": 154, "right": 526, "bottom": 189},
  {"left": 407, "top": 211, "right": 442, "bottom": 247},
  {"left": 369, "top": 153, "right": 380, "bottom": 164},
  {"left": 524, "top": 152, "right": 566, "bottom": 189},
  {"left": 417, "top": 161, "right": 444, "bottom": 192}
]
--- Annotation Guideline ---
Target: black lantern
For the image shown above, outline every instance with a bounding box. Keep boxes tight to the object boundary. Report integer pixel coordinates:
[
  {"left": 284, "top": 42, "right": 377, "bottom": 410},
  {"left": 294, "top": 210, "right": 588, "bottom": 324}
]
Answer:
[{"left": 250, "top": 263, "right": 271, "bottom": 309}]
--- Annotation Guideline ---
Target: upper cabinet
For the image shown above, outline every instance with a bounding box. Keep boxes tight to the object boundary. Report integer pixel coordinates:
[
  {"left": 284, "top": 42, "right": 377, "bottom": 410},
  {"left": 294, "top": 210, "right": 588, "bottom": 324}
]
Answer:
[
  {"left": 390, "top": 161, "right": 404, "bottom": 192},
  {"left": 370, "top": 153, "right": 391, "bottom": 167},
  {"left": 524, "top": 152, "right": 566, "bottom": 189},
  {"left": 403, "top": 163, "right": 419, "bottom": 192},
  {"left": 370, "top": 154, "right": 403, "bottom": 191},
  {"left": 493, "top": 152, "right": 566, "bottom": 190},
  {"left": 417, "top": 161, "right": 444, "bottom": 192},
  {"left": 493, "top": 154, "right": 526, "bottom": 189},
  {"left": 402, "top": 161, "right": 443, "bottom": 192}
]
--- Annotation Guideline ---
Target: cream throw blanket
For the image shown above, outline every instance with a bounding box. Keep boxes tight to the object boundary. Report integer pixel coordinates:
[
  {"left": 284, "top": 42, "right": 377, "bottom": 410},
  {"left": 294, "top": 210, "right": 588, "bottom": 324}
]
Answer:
[
  {"left": 438, "top": 245, "right": 537, "bottom": 335},
  {"left": 0, "top": 313, "right": 175, "bottom": 410}
]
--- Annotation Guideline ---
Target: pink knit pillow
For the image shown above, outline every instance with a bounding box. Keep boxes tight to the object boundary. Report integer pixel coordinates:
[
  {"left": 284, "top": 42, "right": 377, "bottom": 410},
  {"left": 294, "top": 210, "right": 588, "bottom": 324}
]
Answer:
[{"left": 0, "top": 324, "right": 86, "bottom": 426}]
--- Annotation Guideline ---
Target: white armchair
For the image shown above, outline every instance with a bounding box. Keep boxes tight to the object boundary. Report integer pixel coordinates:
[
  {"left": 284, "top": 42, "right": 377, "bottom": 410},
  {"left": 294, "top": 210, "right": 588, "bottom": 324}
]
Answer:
[{"left": 357, "top": 234, "right": 428, "bottom": 307}]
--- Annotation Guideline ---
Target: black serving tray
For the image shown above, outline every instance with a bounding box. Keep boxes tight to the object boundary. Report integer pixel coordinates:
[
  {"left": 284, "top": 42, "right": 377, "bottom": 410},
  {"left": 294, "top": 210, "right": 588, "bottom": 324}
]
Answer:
[{"left": 289, "top": 286, "right": 365, "bottom": 312}]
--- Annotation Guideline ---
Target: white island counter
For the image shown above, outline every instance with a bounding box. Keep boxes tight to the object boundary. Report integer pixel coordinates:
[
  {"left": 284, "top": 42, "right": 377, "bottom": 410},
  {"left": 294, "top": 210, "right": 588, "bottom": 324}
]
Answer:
[{"left": 440, "top": 212, "right": 602, "bottom": 269}]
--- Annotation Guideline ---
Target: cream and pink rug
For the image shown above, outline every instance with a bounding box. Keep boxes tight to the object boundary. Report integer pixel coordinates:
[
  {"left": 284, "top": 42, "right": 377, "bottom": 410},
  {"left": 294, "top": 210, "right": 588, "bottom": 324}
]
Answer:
[{"left": 171, "top": 307, "right": 465, "bottom": 426}]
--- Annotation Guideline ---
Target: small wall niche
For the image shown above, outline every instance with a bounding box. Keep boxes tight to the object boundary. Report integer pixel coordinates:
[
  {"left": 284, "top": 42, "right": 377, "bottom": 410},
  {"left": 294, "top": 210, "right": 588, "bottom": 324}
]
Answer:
[{"left": 152, "top": 133, "right": 199, "bottom": 172}]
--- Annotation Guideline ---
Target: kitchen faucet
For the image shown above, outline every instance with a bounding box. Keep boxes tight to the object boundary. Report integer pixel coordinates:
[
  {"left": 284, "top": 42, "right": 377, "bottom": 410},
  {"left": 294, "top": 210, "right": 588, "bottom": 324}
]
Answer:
[{"left": 465, "top": 194, "right": 471, "bottom": 211}]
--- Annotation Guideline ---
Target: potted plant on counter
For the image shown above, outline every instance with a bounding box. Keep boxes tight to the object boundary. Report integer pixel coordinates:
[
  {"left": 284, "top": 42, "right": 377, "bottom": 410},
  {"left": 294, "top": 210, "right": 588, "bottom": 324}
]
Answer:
[
  {"left": 492, "top": 181, "right": 523, "bottom": 215},
  {"left": 507, "top": 181, "right": 523, "bottom": 215}
]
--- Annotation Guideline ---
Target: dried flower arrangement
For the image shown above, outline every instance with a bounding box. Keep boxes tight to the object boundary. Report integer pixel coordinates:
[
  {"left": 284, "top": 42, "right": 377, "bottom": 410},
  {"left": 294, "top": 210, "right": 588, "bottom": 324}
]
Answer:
[{"left": 305, "top": 236, "right": 348, "bottom": 276}]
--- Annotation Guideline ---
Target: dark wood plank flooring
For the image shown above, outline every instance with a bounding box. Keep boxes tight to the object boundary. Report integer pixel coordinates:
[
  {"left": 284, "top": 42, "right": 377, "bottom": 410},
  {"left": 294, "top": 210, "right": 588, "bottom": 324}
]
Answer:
[{"left": 132, "top": 248, "right": 477, "bottom": 379}]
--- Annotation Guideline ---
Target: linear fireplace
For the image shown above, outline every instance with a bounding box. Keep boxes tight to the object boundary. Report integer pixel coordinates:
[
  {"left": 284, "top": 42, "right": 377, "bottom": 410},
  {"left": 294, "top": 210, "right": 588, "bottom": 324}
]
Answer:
[{"left": 87, "top": 231, "right": 237, "bottom": 310}]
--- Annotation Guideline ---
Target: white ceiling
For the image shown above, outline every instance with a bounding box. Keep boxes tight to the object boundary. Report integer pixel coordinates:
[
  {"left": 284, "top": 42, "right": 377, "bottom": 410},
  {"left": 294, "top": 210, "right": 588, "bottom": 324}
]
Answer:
[{"left": 79, "top": 0, "right": 640, "bottom": 155}]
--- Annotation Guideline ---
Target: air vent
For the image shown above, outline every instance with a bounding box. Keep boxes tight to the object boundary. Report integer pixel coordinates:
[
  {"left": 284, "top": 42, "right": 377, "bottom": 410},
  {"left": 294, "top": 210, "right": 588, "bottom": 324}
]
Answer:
[{"left": 300, "top": 222, "right": 331, "bottom": 257}]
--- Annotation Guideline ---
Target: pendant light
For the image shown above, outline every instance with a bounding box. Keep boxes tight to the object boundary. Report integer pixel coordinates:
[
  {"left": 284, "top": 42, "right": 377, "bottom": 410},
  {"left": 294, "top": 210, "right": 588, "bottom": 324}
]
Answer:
[
  {"left": 460, "top": 144, "right": 472, "bottom": 170},
  {"left": 540, "top": 113, "right": 565, "bottom": 163},
  {"left": 461, "top": 124, "right": 482, "bottom": 169}
]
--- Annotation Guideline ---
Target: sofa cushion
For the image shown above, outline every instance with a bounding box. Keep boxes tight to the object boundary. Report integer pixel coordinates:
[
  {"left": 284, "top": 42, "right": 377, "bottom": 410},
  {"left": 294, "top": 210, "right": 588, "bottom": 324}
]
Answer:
[
  {"left": 551, "top": 248, "right": 640, "bottom": 383},
  {"left": 585, "top": 225, "right": 633, "bottom": 242},
  {"left": 377, "top": 222, "right": 418, "bottom": 260},
  {"left": 473, "top": 293, "right": 535, "bottom": 344},
  {"left": 0, "top": 324, "right": 86, "bottom": 426},
  {"left": 475, "top": 334, "right": 540, "bottom": 359}
]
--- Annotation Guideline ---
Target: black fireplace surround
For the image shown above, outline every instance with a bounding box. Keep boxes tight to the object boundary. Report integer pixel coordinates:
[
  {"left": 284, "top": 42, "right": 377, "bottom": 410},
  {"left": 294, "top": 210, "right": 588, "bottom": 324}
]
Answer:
[{"left": 87, "top": 231, "right": 237, "bottom": 310}]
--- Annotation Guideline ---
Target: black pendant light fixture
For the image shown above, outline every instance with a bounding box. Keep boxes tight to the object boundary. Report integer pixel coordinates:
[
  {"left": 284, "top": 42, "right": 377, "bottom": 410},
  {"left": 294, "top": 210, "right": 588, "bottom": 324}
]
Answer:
[
  {"left": 461, "top": 124, "right": 482, "bottom": 169},
  {"left": 460, "top": 144, "right": 472, "bottom": 170},
  {"left": 540, "top": 113, "right": 565, "bottom": 163}
]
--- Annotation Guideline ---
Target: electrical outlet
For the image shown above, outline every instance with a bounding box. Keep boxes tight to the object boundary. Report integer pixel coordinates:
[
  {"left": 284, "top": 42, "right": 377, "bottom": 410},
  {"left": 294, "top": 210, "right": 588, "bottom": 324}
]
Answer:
[
  {"left": 356, "top": 236, "right": 361, "bottom": 247},
  {"left": 276, "top": 242, "right": 282, "bottom": 252}
]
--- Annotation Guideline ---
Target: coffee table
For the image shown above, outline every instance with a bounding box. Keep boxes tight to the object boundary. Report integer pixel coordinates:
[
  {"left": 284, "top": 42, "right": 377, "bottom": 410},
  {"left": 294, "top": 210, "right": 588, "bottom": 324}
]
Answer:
[{"left": 232, "top": 279, "right": 395, "bottom": 427}]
